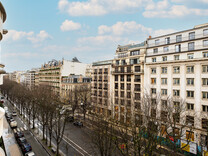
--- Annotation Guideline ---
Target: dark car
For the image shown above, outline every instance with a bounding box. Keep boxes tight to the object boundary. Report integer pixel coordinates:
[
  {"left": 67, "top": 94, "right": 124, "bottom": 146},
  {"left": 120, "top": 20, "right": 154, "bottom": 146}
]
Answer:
[
  {"left": 6, "top": 113, "right": 12, "bottom": 119},
  {"left": 67, "top": 116, "right": 74, "bottom": 122},
  {"left": 8, "top": 117, "right": 14, "bottom": 123},
  {"left": 15, "top": 132, "right": 24, "bottom": 139},
  {"left": 17, "top": 137, "right": 27, "bottom": 145},
  {"left": 73, "top": 121, "right": 83, "bottom": 127},
  {"left": 20, "top": 143, "right": 32, "bottom": 154}
]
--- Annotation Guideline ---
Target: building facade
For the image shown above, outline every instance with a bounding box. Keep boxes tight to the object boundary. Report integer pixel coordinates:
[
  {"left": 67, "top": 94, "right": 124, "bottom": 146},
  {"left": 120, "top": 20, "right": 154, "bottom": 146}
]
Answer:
[
  {"left": 91, "top": 60, "right": 113, "bottom": 118},
  {"left": 112, "top": 43, "right": 146, "bottom": 124},
  {"left": 144, "top": 23, "right": 208, "bottom": 146}
]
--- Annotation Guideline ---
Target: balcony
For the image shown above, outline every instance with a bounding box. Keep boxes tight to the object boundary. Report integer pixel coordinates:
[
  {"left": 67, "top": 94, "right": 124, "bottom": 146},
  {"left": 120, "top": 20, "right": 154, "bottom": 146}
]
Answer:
[
  {"left": 148, "top": 33, "right": 208, "bottom": 48},
  {"left": 112, "top": 70, "right": 133, "bottom": 75}
]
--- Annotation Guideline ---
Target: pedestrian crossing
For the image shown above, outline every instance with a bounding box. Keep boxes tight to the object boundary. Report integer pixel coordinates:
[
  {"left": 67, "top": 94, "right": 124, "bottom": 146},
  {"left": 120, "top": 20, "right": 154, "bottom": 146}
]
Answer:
[{"left": 13, "top": 126, "right": 27, "bottom": 133}]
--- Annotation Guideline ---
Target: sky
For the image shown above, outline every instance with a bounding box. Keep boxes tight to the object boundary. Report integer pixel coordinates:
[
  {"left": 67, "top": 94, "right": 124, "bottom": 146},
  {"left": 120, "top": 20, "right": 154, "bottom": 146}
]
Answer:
[{"left": 1, "top": 0, "right": 208, "bottom": 72}]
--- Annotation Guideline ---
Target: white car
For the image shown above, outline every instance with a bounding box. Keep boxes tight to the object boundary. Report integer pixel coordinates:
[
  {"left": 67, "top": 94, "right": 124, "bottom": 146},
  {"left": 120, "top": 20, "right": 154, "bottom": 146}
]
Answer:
[
  {"left": 10, "top": 120, "right": 17, "bottom": 128},
  {"left": 12, "top": 111, "right": 17, "bottom": 116},
  {"left": 25, "top": 151, "right": 35, "bottom": 156}
]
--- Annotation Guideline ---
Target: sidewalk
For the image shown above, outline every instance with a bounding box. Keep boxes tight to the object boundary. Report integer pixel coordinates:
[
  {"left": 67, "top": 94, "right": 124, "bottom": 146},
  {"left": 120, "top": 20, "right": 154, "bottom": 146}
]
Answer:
[{"left": 2, "top": 117, "right": 22, "bottom": 156}]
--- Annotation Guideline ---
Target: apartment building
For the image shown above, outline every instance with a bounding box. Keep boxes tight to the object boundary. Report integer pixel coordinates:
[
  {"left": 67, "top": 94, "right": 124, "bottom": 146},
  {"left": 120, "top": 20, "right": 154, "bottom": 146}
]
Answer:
[
  {"left": 91, "top": 60, "right": 113, "bottom": 118},
  {"left": 39, "top": 58, "right": 89, "bottom": 93},
  {"left": 144, "top": 23, "right": 208, "bottom": 146},
  {"left": 60, "top": 75, "right": 91, "bottom": 99},
  {"left": 112, "top": 43, "right": 146, "bottom": 124},
  {"left": 9, "top": 71, "right": 25, "bottom": 83}
]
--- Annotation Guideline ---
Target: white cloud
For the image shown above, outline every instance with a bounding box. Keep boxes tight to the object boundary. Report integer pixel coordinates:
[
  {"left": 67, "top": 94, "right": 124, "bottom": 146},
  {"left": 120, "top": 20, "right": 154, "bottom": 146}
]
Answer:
[
  {"left": 153, "top": 29, "right": 177, "bottom": 37},
  {"left": 4, "top": 30, "right": 52, "bottom": 44},
  {"left": 143, "top": 0, "right": 208, "bottom": 18},
  {"left": 4, "top": 30, "right": 34, "bottom": 41},
  {"left": 58, "top": 0, "right": 147, "bottom": 16},
  {"left": 98, "top": 21, "right": 152, "bottom": 36},
  {"left": 60, "top": 20, "right": 81, "bottom": 31}
]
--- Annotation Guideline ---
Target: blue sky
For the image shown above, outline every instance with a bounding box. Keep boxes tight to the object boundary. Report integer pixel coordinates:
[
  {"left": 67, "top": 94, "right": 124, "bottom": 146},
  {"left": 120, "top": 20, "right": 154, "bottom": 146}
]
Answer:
[{"left": 1, "top": 0, "right": 208, "bottom": 72}]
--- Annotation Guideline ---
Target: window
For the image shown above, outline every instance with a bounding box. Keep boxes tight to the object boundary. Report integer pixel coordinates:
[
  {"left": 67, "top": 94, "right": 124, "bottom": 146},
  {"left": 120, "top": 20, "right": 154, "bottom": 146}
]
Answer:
[
  {"left": 186, "top": 116, "right": 194, "bottom": 127},
  {"left": 135, "top": 93, "right": 141, "bottom": 100},
  {"left": 176, "top": 35, "right": 182, "bottom": 42},
  {"left": 115, "top": 75, "right": 118, "bottom": 81},
  {"left": 175, "top": 44, "right": 181, "bottom": 52},
  {"left": 127, "top": 84, "right": 131, "bottom": 90},
  {"left": 130, "top": 58, "right": 140, "bottom": 64},
  {"left": 202, "top": 105, "right": 208, "bottom": 112},
  {"left": 120, "top": 91, "right": 124, "bottom": 97},
  {"left": 174, "top": 55, "right": 180, "bottom": 60},
  {"left": 187, "top": 78, "right": 194, "bottom": 85},
  {"left": 134, "top": 75, "right": 140, "bottom": 82},
  {"left": 202, "top": 92, "right": 208, "bottom": 99},
  {"left": 135, "top": 66, "right": 141, "bottom": 72},
  {"left": 202, "top": 65, "right": 208, "bottom": 73},
  {"left": 203, "top": 52, "right": 208, "bottom": 58},
  {"left": 165, "top": 37, "right": 170, "bottom": 44},
  {"left": 135, "top": 84, "right": 140, "bottom": 91},
  {"left": 161, "top": 78, "right": 167, "bottom": 85},
  {"left": 173, "top": 78, "right": 180, "bottom": 85},
  {"left": 202, "top": 78, "right": 208, "bottom": 86},
  {"left": 115, "top": 83, "right": 118, "bottom": 89},
  {"left": 152, "top": 58, "right": 156, "bottom": 62},
  {"left": 161, "top": 67, "right": 167, "bottom": 74},
  {"left": 187, "top": 103, "right": 194, "bottom": 110},
  {"left": 116, "top": 60, "right": 119, "bottom": 65},
  {"left": 173, "top": 90, "right": 180, "bottom": 96},
  {"left": 162, "top": 56, "right": 167, "bottom": 61},
  {"left": 173, "top": 66, "right": 180, "bottom": 73},
  {"left": 151, "top": 88, "right": 156, "bottom": 94},
  {"left": 164, "top": 46, "right": 169, "bottom": 52},
  {"left": 153, "top": 48, "right": 158, "bottom": 54},
  {"left": 155, "top": 39, "right": 159, "bottom": 45},
  {"left": 203, "top": 40, "right": 208, "bottom": 47},
  {"left": 186, "top": 130, "right": 194, "bottom": 141},
  {"left": 161, "top": 100, "right": 167, "bottom": 107},
  {"left": 121, "top": 59, "right": 126, "bottom": 65},
  {"left": 187, "top": 66, "right": 194, "bottom": 73},
  {"left": 120, "top": 75, "right": 124, "bottom": 81},
  {"left": 187, "top": 53, "right": 194, "bottom": 59},
  {"left": 151, "top": 68, "right": 156, "bottom": 74},
  {"left": 151, "top": 78, "right": 156, "bottom": 84},
  {"left": 202, "top": 119, "right": 208, "bottom": 130},
  {"left": 127, "top": 75, "right": 131, "bottom": 82},
  {"left": 188, "top": 42, "right": 195, "bottom": 51},
  {"left": 121, "top": 83, "right": 124, "bottom": 90},
  {"left": 161, "top": 89, "right": 167, "bottom": 95},
  {"left": 130, "top": 50, "right": 140, "bottom": 56},
  {"left": 189, "top": 32, "right": 195, "bottom": 40},
  {"left": 204, "top": 29, "right": 208, "bottom": 36},
  {"left": 187, "top": 91, "right": 194, "bottom": 98}
]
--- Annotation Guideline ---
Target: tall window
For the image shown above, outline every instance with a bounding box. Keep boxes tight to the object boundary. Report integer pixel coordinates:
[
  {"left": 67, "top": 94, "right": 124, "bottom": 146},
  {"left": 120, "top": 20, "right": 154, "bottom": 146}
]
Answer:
[
  {"left": 151, "top": 88, "right": 156, "bottom": 94},
  {"left": 173, "top": 66, "right": 180, "bottom": 73},
  {"left": 151, "top": 68, "right": 156, "bottom": 74},
  {"left": 174, "top": 55, "right": 180, "bottom": 60},
  {"left": 135, "top": 66, "right": 141, "bottom": 72},
  {"left": 202, "top": 92, "right": 208, "bottom": 99},
  {"left": 120, "top": 75, "right": 124, "bottom": 81},
  {"left": 161, "top": 78, "right": 167, "bottom": 85},
  {"left": 173, "top": 90, "right": 180, "bottom": 96},
  {"left": 202, "top": 105, "right": 208, "bottom": 112},
  {"left": 188, "top": 42, "right": 195, "bottom": 51},
  {"left": 202, "top": 78, "right": 208, "bottom": 86},
  {"left": 187, "top": 91, "right": 194, "bottom": 98},
  {"left": 173, "top": 78, "right": 180, "bottom": 85},
  {"left": 187, "top": 78, "right": 194, "bottom": 85},
  {"left": 175, "top": 44, "right": 181, "bottom": 52},
  {"left": 152, "top": 58, "right": 156, "bottom": 62},
  {"left": 153, "top": 48, "right": 158, "bottom": 54},
  {"left": 187, "top": 53, "right": 194, "bottom": 59},
  {"left": 189, "top": 32, "right": 195, "bottom": 40},
  {"left": 165, "top": 37, "right": 170, "bottom": 44},
  {"left": 187, "top": 103, "right": 194, "bottom": 110},
  {"left": 151, "top": 78, "right": 156, "bottom": 84},
  {"left": 187, "top": 66, "right": 194, "bottom": 73},
  {"left": 202, "top": 65, "right": 208, "bottom": 73},
  {"left": 203, "top": 40, "right": 208, "bottom": 47},
  {"left": 161, "top": 67, "right": 167, "bottom": 74},
  {"left": 204, "top": 29, "right": 208, "bottom": 36},
  {"left": 176, "top": 35, "right": 182, "bottom": 42},
  {"left": 164, "top": 46, "right": 169, "bottom": 52},
  {"left": 161, "top": 89, "right": 167, "bottom": 95},
  {"left": 203, "top": 52, "right": 208, "bottom": 58},
  {"left": 130, "top": 58, "right": 140, "bottom": 65},
  {"left": 162, "top": 56, "right": 167, "bottom": 61}
]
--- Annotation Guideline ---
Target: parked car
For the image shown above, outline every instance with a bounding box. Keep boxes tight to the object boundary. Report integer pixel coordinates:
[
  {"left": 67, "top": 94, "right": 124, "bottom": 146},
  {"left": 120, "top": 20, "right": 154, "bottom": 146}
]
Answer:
[
  {"left": 67, "top": 116, "right": 74, "bottom": 122},
  {"left": 25, "top": 151, "right": 35, "bottom": 156},
  {"left": 20, "top": 143, "right": 32, "bottom": 154},
  {"left": 6, "top": 112, "right": 12, "bottom": 119},
  {"left": 10, "top": 120, "right": 17, "bottom": 128},
  {"left": 12, "top": 111, "right": 17, "bottom": 116},
  {"left": 17, "top": 137, "right": 27, "bottom": 145},
  {"left": 15, "top": 131, "right": 24, "bottom": 139},
  {"left": 73, "top": 121, "right": 83, "bottom": 127}
]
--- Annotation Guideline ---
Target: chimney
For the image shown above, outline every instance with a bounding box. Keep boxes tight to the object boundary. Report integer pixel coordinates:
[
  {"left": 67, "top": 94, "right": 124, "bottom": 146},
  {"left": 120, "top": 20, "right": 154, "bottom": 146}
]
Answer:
[{"left": 149, "top": 35, "right": 152, "bottom": 39}]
